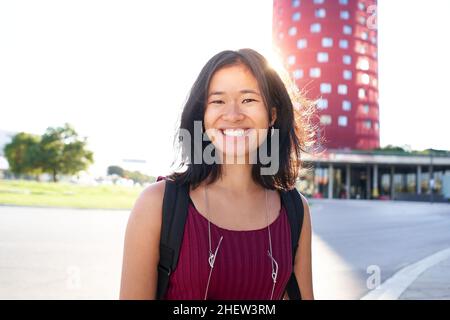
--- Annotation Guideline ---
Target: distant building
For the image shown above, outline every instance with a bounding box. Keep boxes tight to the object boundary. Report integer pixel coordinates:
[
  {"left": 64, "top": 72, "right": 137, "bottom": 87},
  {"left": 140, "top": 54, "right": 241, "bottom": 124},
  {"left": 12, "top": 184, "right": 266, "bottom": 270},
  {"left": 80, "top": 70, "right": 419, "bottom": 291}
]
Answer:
[
  {"left": 272, "top": 1, "right": 449, "bottom": 202},
  {"left": 298, "top": 149, "right": 450, "bottom": 202},
  {"left": 273, "top": 0, "right": 379, "bottom": 150}
]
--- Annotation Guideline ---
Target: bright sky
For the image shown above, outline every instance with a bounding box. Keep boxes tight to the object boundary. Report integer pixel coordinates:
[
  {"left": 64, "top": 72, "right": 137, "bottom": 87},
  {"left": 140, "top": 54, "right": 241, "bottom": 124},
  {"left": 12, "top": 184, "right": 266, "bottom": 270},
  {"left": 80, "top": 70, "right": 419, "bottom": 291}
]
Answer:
[{"left": 0, "top": 0, "right": 449, "bottom": 177}]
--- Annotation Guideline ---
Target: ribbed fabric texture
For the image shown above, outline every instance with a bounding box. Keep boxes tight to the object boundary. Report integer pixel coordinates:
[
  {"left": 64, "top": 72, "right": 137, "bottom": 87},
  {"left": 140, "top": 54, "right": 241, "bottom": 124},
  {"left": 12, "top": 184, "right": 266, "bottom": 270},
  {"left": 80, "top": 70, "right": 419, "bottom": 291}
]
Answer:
[{"left": 163, "top": 196, "right": 292, "bottom": 300}]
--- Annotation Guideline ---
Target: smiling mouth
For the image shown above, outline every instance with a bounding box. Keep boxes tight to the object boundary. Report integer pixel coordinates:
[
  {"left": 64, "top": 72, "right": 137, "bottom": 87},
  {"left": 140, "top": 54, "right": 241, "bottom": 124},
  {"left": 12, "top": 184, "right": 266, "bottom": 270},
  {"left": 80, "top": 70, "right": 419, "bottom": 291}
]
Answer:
[{"left": 219, "top": 128, "right": 252, "bottom": 137}]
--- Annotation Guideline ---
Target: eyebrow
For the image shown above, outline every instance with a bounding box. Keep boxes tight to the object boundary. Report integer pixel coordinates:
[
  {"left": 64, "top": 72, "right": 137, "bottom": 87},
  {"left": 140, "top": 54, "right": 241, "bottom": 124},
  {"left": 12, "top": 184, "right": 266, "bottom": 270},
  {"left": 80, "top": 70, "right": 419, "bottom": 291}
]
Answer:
[{"left": 208, "top": 89, "right": 261, "bottom": 97}]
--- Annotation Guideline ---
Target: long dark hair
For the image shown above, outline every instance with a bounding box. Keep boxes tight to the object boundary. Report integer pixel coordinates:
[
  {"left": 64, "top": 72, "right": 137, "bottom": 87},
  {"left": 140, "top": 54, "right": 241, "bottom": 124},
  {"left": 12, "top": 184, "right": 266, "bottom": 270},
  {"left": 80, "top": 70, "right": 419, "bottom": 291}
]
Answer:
[{"left": 166, "top": 48, "right": 316, "bottom": 191}]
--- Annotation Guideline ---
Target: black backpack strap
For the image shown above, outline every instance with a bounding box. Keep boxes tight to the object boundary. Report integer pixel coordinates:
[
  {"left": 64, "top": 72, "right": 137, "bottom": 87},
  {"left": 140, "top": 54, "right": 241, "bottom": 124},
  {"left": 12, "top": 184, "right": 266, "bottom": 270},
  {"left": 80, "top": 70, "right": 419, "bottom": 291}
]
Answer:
[
  {"left": 156, "top": 178, "right": 189, "bottom": 299},
  {"left": 281, "top": 188, "right": 304, "bottom": 300}
]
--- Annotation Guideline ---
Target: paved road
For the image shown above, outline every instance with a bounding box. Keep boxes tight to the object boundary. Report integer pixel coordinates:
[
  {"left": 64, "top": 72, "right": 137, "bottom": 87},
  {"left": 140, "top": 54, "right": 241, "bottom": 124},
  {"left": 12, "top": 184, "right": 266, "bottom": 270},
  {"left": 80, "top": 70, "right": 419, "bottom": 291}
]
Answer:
[
  {"left": 0, "top": 200, "right": 449, "bottom": 299},
  {"left": 0, "top": 206, "right": 129, "bottom": 299},
  {"left": 310, "top": 199, "right": 450, "bottom": 299}
]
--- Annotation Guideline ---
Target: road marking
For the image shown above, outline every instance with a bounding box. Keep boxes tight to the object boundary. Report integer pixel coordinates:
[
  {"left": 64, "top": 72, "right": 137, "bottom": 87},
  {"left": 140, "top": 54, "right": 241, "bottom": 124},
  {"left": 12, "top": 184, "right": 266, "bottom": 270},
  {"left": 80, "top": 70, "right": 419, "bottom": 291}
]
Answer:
[{"left": 361, "top": 247, "right": 450, "bottom": 300}]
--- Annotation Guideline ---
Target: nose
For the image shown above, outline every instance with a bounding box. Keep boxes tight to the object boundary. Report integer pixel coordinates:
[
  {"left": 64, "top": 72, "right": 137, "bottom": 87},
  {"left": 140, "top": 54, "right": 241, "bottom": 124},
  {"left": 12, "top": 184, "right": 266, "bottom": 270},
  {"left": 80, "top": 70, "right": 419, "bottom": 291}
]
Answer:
[{"left": 222, "top": 100, "right": 244, "bottom": 122}]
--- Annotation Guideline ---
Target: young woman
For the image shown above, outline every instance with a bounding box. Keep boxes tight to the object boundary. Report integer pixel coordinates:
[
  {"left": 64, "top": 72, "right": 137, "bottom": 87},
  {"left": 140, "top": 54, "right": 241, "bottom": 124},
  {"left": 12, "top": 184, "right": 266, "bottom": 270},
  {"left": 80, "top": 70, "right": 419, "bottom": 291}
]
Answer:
[{"left": 119, "top": 48, "right": 315, "bottom": 300}]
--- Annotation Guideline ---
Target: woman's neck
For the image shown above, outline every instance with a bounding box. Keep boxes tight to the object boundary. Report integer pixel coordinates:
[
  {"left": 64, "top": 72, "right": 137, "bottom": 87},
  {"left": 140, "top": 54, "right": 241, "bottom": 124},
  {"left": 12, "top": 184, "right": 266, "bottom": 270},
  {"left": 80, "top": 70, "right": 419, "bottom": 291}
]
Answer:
[{"left": 209, "top": 163, "right": 262, "bottom": 196}]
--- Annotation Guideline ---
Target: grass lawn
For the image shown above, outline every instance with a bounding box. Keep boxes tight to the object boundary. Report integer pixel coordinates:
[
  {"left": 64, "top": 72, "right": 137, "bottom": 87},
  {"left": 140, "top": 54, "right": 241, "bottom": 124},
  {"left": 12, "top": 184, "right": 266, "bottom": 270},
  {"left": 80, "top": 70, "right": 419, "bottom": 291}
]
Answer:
[{"left": 0, "top": 179, "right": 144, "bottom": 209}]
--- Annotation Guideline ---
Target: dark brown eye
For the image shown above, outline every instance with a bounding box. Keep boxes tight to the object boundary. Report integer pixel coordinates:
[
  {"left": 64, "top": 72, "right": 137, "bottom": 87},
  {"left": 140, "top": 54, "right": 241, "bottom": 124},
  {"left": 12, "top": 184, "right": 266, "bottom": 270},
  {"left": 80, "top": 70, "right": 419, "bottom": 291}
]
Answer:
[{"left": 242, "top": 98, "right": 257, "bottom": 103}]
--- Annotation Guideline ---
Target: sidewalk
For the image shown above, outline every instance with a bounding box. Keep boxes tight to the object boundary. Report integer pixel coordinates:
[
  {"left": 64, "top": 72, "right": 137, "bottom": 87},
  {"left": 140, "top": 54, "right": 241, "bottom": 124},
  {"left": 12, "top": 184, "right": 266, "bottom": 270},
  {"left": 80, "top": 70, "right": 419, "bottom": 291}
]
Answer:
[{"left": 399, "top": 256, "right": 450, "bottom": 300}]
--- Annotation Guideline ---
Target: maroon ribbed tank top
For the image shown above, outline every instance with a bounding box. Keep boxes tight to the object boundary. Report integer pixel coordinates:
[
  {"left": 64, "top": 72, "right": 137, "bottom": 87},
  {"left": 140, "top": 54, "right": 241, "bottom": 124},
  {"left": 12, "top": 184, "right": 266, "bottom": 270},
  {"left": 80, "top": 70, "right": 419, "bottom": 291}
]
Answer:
[{"left": 163, "top": 195, "right": 292, "bottom": 300}]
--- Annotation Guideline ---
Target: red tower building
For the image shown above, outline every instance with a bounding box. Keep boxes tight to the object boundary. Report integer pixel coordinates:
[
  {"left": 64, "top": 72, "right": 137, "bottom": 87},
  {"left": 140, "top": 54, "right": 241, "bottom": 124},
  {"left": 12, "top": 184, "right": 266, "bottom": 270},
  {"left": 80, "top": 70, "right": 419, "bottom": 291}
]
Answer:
[{"left": 273, "top": 0, "right": 379, "bottom": 150}]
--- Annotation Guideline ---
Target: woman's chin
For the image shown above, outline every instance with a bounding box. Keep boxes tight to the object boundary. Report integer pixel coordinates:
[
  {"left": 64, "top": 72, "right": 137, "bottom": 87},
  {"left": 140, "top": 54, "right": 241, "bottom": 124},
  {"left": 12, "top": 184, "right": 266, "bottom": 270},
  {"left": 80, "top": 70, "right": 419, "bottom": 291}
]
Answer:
[{"left": 214, "top": 147, "right": 259, "bottom": 164}]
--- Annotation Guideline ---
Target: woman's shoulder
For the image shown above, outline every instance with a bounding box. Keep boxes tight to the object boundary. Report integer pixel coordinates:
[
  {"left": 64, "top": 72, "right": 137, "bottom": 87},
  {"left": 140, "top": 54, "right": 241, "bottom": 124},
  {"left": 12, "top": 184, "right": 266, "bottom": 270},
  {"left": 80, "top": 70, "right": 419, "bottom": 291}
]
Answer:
[
  {"left": 120, "top": 179, "right": 167, "bottom": 299},
  {"left": 295, "top": 190, "right": 312, "bottom": 235},
  {"left": 128, "top": 179, "right": 167, "bottom": 226},
  {"left": 297, "top": 191, "right": 310, "bottom": 209},
  {"left": 142, "top": 179, "right": 166, "bottom": 200}
]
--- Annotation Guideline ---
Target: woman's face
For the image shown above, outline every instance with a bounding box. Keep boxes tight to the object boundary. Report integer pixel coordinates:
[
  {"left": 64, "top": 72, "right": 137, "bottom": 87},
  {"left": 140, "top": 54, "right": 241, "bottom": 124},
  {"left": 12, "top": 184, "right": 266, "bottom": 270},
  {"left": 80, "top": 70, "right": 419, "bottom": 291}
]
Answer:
[{"left": 204, "top": 63, "right": 276, "bottom": 163}]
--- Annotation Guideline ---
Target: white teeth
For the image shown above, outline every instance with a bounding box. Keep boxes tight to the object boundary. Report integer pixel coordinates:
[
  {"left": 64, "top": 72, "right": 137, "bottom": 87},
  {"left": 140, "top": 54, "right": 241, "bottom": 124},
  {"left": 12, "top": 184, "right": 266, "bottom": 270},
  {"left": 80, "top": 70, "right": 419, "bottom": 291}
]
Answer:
[{"left": 222, "top": 128, "right": 248, "bottom": 137}]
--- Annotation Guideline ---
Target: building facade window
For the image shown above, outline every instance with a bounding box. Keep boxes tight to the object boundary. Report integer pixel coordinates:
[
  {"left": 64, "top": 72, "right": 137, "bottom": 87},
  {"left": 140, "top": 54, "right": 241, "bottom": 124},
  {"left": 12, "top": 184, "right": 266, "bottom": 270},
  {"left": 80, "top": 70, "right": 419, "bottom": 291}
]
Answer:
[
  {"left": 338, "top": 115, "right": 348, "bottom": 126},
  {"left": 293, "top": 69, "right": 303, "bottom": 79},
  {"left": 313, "top": 0, "right": 325, "bottom": 4},
  {"left": 358, "top": 88, "right": 366, "bottom": 99},
  {"left": 361, "top": 73, "right": 370, "bottom": 85},
  {"left": 317, "top": 52, "right": 329, "bottom": 63},
  {"left": 342, "top": 100, "right": 351, "bottom": 111},
  {"left": 292, "top": 12, "right": 301, "bottom": 21},
  {"left": 339, "top": 39, "right": 349, "bottom": 49},
  {"left": 358, "top": 16, "right": 366, "bottom": 25},
  {"left": 343, "top": 54, "right": 352, "bottom": 64},
  {"left": 340, "top": 10, "right": 350, "bottom": 20},
  {"left": 310, "top": 67, "right": 321, "bottom": 78},
  {"left": 320, "top": 83, "right": 332, "bottom": 93},
  {"left": 358, "top": 2, "right": 365, "bottom": 11},
  {"left": 338, "top": 84, "right": 348, "bottom": 95},
  {"left": 360, "top": 31, "right": 368, "bottom": 40},
  {"left": 320, "top": 115, "right": 332, "bottom": 125},
  {"left": 343, "top": 70, "right": 352, "bottom": 80},
  {"left": 287, "top": 55, "right": 296, "bottom": 65},
  {"left": 356, "top": 42, "right": 367, "bottom": 54},
  {"left": 292, "top": 0, "right": 300, "bottom": 8},
  {"left": 372, "top": 77, "right": 378, "bottom": 87},
  {"left": 288, "top": 26, "right": 297, "bottom": 36},
  {"left": 311, "top": 23, "right": 321, "bottom": 33},
  {"left": 317, "top": 98, "right": 328, "bottom": 110},
  {"left": 369, "top": 90, "right": 378, "bottom": 103},
  {"left": 343, "top": 25, "right": 352, "bottom": 35},
  {"left": 322, "top": 37, "right": 333, "bottom": 47},
  {"left": 357, "top": 57, "right": 370, "bottom": 70},
  {"left": 297, "top": 38, "right": 307, "bottom": 49},
  {"left": 339, "top": 0, "right": 348, "bottom": 4},
  {"left": 315, "top": 8, "right": 326, "bottom": 18}
]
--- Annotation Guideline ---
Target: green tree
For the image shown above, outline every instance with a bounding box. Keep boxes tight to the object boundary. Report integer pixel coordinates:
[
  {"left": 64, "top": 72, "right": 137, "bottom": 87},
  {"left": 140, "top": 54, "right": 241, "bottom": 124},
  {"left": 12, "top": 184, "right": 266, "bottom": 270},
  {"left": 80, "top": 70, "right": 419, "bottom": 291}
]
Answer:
[
  {"left": 3, "top": 132, "right": 42, "bottom": 179},
  {"left": 39, "top": 123, "right": 94, "bottom": 182},
  {"left": 107, "top": 165, "right": 125, "bottom": 177},
  {"left": 374, "top": 145, "right": 407, "bottom": 153},
  {"left": 123, "top": 170, "right": 155, "bottom": 185}
]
